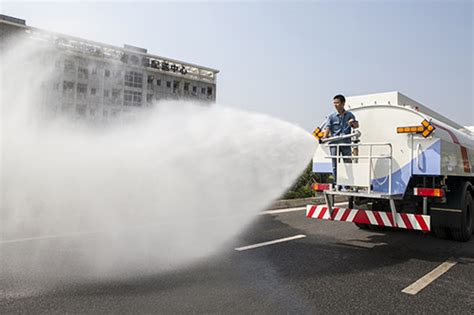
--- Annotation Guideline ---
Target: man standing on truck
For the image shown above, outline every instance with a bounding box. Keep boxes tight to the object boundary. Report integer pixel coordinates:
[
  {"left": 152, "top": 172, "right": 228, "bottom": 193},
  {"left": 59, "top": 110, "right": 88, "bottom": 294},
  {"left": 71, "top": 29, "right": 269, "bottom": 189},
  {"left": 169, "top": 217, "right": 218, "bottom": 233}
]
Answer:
[{"left": 323, "top": 94, "right": 359, "bottom": 188}]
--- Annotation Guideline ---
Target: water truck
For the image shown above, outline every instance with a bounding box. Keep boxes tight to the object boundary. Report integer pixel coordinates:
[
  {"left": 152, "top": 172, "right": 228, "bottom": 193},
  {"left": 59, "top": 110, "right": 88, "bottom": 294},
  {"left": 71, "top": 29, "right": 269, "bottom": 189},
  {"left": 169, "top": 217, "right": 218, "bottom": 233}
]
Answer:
[{"left": 308, "top": 92, "right": 474, "bottom": 241}]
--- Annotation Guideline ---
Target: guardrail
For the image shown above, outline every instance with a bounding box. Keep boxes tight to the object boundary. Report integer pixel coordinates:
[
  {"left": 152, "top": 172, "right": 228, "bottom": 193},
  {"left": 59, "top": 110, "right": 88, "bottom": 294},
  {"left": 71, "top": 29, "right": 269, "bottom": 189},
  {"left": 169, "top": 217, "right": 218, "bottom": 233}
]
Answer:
[{"left": 324, "top": 142, "right": 393, "bottom": 195}]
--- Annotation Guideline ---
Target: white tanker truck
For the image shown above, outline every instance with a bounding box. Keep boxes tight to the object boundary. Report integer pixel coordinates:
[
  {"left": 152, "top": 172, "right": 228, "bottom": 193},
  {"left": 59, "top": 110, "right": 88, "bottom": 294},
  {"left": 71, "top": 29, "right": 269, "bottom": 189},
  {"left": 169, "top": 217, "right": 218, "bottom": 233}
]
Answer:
[{"left": 307, "top": 92, "right": 474, "bottom": 241}]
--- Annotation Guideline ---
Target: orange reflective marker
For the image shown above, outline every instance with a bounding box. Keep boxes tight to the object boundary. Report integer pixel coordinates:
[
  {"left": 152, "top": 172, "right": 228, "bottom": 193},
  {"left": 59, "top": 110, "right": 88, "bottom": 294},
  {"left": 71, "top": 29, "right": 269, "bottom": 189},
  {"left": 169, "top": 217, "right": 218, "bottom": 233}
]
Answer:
[
  {"left": 312, "top": 127, "right": 322, "bottom": 139},
  {"left": 397, "top": 119, "right": 435, "bottom": 138}
]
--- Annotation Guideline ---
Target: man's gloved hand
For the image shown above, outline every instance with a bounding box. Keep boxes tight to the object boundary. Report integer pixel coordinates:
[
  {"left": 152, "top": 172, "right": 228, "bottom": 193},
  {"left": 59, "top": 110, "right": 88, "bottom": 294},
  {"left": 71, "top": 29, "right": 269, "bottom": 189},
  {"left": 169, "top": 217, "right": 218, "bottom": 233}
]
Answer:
[{"left": 348, "top": 118, "right": 359, "bottom": 128}]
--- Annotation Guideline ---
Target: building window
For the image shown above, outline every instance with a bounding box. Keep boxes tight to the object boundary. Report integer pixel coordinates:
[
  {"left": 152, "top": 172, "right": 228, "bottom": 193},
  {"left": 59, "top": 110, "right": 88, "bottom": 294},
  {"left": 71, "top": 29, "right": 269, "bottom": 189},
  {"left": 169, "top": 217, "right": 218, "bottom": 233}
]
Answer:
[
  {"left": 156, "top": 79, "right": 161, "bottom": 86},
  {"left": 207, "top": 87, "right": 213, "bottom": 96},
  {"left": 147, "top": 75, "right": 154, "bottom": 84},
  {"left": 105, "top": 69, "right": 111, "bottom": 77},
  {"left": 112, "top": 89, "right": 121, "bottom": 104},
  {"left": 125, "top": 71, "right": 143, "bottom": 88},
  {"left": 192, "top": 86, "right": 197, "bottom": 93},
  {"left": 133, "top": 92, "right": 142, "bottom": 105},
  {"left": 166, "top": 81, "right": 171, "bottom": 88},
  {"left": 104, "top": 89, "right": 110, "bottom": 97},
  {"left": 146, "top": 94, "right": 153, "bottom": 103},
  {"left": 64, "top": 60, "right": 74, "bottom": 72},
  {"left": 173, "top": 81, "right": 180, "bottom": 93},
  {"left": 77, "top": 83, "right": 87, "bottom": 99},
  {"left": 124, "top": 91, "right": 132, "bottom": 103},
  {"left": 91, "top": 88, "right": 97, "bottom": 95},
  {"left": 124, "top": 90, "right": 142, "bottom": 106},
  {"left": 78, "top": 67, "right": 89, "bottom": 80},
  {"left": 63, "top": 81, "right": 74, "bottom": 97},
  {"left": 77, "top": 83, "right": 87, "bottom": 94},
  {"left": 201, "top": 87, "right": 206, "bottom": 94},
  {"left": 184, "top": 82, "right": 190, "bottom": 91}
]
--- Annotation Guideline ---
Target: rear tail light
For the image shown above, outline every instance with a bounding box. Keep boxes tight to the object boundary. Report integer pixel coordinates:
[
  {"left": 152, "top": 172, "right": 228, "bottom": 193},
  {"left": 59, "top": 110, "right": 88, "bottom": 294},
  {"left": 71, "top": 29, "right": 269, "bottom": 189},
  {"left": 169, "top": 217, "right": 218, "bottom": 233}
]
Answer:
[
  {"left": 312, "top": 183, "right": 332, "bottom": 191},
  {"left": 414, "top": 187, "right": 445, "bottom": 197}
]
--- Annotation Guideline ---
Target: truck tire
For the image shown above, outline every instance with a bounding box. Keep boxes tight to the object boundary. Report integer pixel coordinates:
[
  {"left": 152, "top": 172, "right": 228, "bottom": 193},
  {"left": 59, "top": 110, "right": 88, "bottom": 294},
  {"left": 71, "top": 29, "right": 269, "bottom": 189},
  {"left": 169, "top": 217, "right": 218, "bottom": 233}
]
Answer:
[
  {"left": 450, "top": 192, "right": 473, "bottom": 242},
  {"left": 432, "top": 226, "right": 450, "bottom": 239}
]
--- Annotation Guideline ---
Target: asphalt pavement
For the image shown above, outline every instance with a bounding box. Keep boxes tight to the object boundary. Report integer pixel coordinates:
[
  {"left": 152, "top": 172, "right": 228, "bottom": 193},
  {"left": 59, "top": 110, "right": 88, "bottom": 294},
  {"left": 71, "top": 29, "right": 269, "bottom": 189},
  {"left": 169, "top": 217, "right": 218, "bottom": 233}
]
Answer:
[{"left": 1, "top": 204, "right": 474, "bottom": 314}]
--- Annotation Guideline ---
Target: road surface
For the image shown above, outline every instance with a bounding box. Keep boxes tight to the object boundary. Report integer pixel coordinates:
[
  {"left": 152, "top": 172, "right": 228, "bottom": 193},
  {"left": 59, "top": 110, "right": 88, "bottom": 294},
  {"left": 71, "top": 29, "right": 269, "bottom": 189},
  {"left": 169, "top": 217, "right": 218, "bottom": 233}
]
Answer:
[{"left": 1, "top": 204, "right": 473, "bottom": 314}]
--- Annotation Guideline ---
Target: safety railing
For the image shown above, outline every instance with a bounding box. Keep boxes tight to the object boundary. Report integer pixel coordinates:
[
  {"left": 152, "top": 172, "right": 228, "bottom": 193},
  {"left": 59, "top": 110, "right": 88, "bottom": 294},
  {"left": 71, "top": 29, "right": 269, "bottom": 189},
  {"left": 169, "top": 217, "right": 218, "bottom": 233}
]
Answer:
[{"left": 324, "top": 142, "right": 393, "bottom": 194}]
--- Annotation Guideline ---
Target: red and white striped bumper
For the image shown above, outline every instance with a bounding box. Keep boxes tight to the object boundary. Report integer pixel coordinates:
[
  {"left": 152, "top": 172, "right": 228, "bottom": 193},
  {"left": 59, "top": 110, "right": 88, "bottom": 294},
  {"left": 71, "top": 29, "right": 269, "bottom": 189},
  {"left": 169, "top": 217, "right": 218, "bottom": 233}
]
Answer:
[{"left": 306, "top": 205, "right": 431, "bottom": 232}]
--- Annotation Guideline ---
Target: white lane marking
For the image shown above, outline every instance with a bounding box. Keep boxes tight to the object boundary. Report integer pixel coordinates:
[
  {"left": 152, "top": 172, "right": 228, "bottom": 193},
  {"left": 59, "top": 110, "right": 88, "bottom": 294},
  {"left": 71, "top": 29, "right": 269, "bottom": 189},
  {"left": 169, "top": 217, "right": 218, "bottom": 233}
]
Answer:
[
  {"left": 2, "top": 202, "right": 345, "bottom": 245},
  {"left": 0, "top": 231, "right": 100, "bottom": 245},
  {"left": 235, "top": 234, "right": 306, "bottom": 251},
  {"left": 262, "top": 202, "right": 347, "bottom": 215},
  {"left": 401, "top": 259, "right": 457, "bottom": 295}
]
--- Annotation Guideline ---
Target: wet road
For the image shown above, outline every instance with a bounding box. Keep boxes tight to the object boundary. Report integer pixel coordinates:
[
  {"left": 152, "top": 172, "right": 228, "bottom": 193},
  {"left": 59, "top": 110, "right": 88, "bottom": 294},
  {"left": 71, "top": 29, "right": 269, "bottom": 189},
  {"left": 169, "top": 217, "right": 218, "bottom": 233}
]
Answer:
[{"left": 1, "top": 204, "right": 474, "bottom": 314}]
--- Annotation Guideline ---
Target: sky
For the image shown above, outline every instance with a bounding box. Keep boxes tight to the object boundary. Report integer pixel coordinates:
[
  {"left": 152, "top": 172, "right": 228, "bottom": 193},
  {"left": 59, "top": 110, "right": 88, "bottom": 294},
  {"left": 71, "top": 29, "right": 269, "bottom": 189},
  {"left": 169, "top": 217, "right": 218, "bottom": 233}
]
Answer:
[{"left": 2, "top": 0, "right": 473, "bottom": 131}]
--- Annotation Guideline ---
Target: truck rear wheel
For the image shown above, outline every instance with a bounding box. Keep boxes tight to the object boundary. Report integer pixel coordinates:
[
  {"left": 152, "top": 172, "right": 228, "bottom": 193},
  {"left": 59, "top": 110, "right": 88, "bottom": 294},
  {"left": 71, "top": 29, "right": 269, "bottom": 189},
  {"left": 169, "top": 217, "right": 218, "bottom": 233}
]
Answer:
[
  {"left": 432, "top": 226, "right": 450, "bottom": 239},
  {"left": 450, "top": 192, "right": 473, "bottom": 242}
]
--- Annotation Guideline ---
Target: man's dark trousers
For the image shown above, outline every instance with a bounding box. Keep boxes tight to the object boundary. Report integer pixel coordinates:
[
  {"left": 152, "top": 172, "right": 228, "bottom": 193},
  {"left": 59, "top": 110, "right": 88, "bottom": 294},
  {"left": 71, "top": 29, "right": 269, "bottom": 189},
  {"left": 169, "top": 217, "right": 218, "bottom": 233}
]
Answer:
[{"left": 330, "top": 145, "right": 352, "bottom": 187}]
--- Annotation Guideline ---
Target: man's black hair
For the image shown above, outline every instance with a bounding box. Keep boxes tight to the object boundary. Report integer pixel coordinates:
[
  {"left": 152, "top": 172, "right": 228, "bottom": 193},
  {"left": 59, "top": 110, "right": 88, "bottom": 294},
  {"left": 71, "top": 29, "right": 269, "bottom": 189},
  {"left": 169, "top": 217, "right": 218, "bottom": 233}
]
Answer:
[{"left": 333, "top": 94, "right": 346, "bottom": 103}]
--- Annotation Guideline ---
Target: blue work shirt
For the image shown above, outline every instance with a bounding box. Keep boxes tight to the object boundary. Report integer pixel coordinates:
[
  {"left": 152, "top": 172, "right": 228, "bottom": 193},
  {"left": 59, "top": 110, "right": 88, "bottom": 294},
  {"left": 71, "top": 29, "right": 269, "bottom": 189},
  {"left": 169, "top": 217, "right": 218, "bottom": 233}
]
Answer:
[{"left": 325, "top": 111, "right": 356, "bottom": 143}]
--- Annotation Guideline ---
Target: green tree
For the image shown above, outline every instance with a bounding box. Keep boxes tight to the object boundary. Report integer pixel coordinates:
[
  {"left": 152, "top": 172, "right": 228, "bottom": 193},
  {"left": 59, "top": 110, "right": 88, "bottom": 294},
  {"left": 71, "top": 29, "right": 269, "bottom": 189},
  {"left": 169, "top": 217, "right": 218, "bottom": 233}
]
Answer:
[{"left": 282, "top": 162, "right": 327, "bottom": 199}]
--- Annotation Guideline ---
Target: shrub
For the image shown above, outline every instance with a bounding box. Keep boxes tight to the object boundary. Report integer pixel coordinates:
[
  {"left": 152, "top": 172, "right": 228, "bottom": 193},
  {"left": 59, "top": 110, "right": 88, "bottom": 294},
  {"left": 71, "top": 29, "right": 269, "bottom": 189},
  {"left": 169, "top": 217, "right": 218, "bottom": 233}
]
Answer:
[{"left": 282, "top": 162, "right": 328, "bottom": 199}]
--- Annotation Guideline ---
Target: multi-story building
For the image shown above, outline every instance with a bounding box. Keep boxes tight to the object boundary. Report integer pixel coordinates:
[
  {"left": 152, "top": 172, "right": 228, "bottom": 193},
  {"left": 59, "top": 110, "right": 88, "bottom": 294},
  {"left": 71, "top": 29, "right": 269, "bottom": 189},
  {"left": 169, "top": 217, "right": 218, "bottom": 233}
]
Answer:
[{"left": 0, "top": 14, "right": 219, "bottom": 119}]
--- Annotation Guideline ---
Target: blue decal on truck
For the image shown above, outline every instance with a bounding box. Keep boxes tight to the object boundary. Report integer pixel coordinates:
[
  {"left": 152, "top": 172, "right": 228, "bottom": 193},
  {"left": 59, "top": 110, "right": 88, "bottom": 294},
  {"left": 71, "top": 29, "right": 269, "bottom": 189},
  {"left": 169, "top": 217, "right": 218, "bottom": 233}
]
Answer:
[
  {"left": 412, "top": 140, "right": 441, "bottom": 175},
  {"left": 372, "top": 140, "right": 441, "bottom": 194}
]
